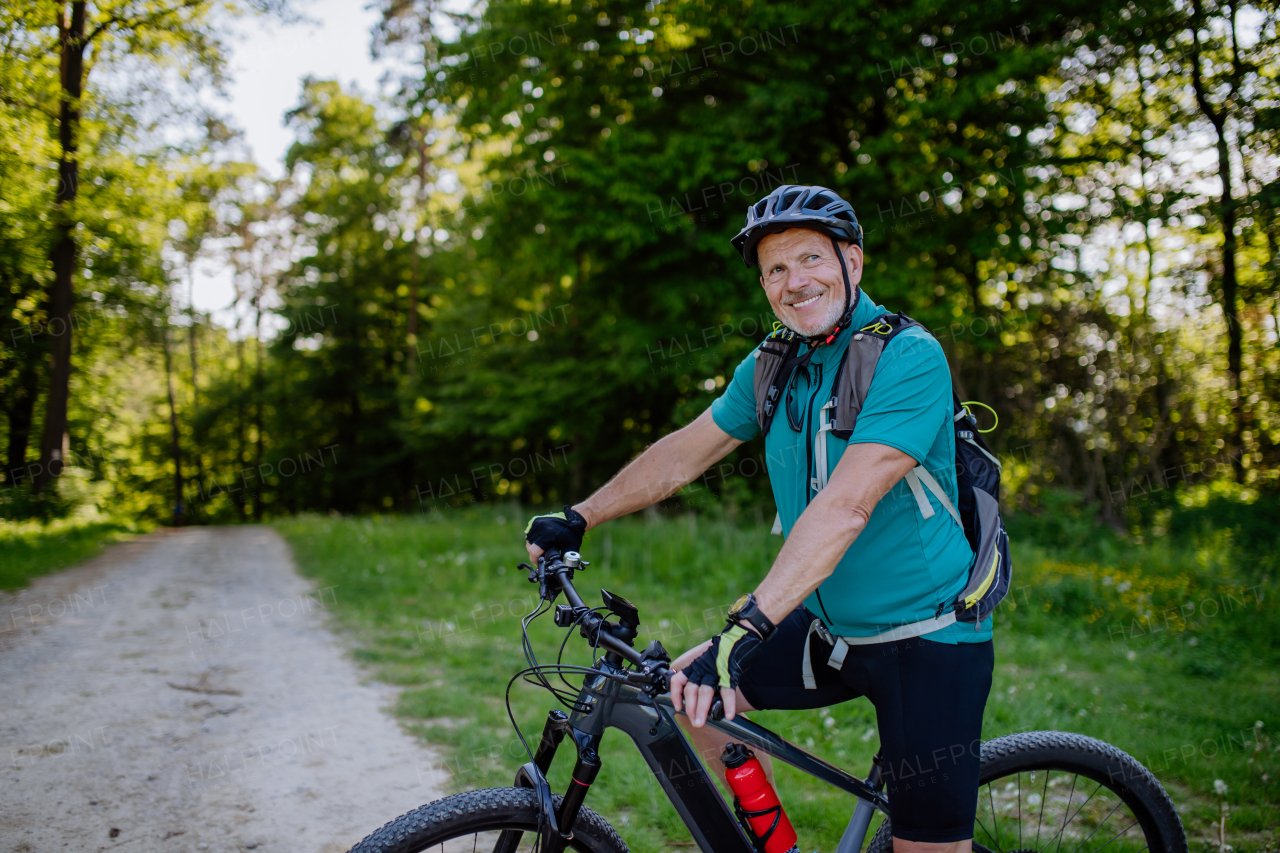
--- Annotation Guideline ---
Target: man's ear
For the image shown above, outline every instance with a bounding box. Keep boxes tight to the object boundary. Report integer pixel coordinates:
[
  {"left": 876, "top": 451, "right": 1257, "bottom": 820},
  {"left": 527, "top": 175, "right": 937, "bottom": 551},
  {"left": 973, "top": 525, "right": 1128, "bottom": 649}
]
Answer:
[{"left": 844, "top": 244, "right": 865, "bottom": 283}]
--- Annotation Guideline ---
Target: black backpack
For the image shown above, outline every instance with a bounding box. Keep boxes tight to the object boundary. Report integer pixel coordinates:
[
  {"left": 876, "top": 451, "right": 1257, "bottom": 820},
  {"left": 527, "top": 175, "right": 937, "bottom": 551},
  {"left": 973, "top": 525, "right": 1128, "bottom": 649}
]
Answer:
[{"left": 752, "top": 312, "right": 1012, "bottom": 626}]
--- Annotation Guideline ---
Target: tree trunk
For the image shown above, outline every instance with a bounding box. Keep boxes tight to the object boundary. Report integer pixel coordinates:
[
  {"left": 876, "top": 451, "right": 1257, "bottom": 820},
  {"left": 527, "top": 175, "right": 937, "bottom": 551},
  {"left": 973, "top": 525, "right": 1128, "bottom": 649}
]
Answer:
[
  {"left": 235, "top": 334, "right": 248, "bottom": 521},
  {"left": 188, "top": 274, "right": 206, "bottom": 517},
  {"left": 4, "top": 357, "right": 41, "bottom": 485},
  {"left": 34, "top": 1, "right": 87, "bottom": 494},
  {"left": 1189, "top": 0, "right": 1244, "bottom": 480},
  {"left": 407, "top": 131, "right": 428, "bottom": 374},
  {"left": 162, "top": 323, "right": 185, "bottom": 526},
  {"left": 253, "top": 293, "right": 264, "bottom": 521},
  {"left": 1268, "top": 228, "right": 1280, "bottom": 351},
  {"left": 1212, "top": 124, "right": 1244, "bottom": 478}
]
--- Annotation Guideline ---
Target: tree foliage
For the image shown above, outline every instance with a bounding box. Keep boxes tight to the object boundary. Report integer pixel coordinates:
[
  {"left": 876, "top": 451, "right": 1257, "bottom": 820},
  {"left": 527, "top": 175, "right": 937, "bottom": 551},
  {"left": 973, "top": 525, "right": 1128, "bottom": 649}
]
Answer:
[{"left": 2, "top": 0, "right": 1278, "bottom": 524}]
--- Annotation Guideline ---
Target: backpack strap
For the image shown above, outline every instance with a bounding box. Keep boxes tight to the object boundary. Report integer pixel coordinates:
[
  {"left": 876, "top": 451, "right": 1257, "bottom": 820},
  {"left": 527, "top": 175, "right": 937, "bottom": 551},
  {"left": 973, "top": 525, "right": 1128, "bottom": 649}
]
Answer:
[
  {"left": 829, "top": 312, "right": 925, "bottom": 439},
  {"left": 904, "top": 467, "right": 961, "bottom": 525},
  {"left": 752, "top": 326, "right": 802, "bottom": 435}
]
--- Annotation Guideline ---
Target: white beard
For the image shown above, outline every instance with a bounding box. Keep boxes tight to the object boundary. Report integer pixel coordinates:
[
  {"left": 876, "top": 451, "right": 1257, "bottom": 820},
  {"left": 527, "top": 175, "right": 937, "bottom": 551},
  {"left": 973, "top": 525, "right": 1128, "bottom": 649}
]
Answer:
[{"left": 780, "top": 291, "right": 845, "bottom": 337}]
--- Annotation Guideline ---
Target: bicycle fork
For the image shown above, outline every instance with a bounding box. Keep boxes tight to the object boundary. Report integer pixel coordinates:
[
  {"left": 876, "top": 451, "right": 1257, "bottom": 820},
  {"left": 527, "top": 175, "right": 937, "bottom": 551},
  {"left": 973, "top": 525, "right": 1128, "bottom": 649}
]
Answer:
[{"left": 503, "top": 710, "right": 603, "bottom": 853}]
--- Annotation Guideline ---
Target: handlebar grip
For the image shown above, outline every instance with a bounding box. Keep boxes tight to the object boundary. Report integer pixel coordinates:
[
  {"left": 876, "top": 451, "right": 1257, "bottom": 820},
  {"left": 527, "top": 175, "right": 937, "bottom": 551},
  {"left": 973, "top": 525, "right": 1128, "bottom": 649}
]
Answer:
[{"left": 708, "top": 696, "right": 725, "bottom": 723}]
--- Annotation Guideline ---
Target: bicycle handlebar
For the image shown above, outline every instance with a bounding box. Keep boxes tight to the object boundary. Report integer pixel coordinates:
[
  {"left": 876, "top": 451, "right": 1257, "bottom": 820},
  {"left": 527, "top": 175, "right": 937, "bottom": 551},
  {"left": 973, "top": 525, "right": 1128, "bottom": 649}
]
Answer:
[{"left": 529, "top": 550, "right": 725, "bottom": 721}]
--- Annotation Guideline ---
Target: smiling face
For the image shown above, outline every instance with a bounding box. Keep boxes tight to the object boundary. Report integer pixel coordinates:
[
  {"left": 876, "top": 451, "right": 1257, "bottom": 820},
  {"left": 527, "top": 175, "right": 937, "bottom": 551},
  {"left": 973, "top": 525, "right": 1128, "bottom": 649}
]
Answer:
[{"left": 757, "top": 229, "right": 864, "bottom": 337}]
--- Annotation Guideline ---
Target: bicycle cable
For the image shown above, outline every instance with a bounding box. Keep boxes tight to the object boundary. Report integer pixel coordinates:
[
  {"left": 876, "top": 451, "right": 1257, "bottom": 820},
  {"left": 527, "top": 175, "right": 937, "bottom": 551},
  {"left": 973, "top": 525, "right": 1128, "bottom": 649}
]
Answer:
[
  {"left": 555, "top": 605, "right": 610, "bottom": 695},
  {"left": 507, "top": 594, "right": 609, "bottom": 764},
  {"left": 505, "top": 663, "right": 611, "bottom": 763}
]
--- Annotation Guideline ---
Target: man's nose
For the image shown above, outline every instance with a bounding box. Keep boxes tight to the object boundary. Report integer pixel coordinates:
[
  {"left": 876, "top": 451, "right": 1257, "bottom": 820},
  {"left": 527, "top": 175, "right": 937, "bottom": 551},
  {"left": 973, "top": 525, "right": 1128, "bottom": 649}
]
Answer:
[{"left": 784, "top": 271, "right": 811, "bottom": 291}]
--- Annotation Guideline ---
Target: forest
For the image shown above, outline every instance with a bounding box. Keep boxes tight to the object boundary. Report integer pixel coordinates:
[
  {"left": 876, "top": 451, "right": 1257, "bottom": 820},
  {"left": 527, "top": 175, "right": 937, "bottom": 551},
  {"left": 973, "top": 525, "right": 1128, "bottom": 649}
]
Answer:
[
  {"left": 4, "top": 3, "right": 1280, "bottom": 848},
  {"left": 0, "top": 0, "right": 1277, "bottom": 525}
]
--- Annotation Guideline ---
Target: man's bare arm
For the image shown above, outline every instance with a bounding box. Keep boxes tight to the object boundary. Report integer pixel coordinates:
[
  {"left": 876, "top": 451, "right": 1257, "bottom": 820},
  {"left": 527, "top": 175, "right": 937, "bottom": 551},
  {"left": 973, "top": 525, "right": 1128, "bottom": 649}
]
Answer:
[
  {"left": 574, "top": 407, "right": 743, "bottom": 530},
  {"left": 752, "top": 442, "right": 918, "bottom": 625}
]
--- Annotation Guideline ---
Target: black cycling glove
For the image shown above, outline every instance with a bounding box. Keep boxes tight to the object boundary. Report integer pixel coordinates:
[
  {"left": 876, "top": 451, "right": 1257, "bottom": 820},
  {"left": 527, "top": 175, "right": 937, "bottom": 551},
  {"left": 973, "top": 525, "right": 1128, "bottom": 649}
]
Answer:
[
  {"left": 681, "top": 625, "right": 764, "bottom": 691},
  {"left": 524, "top": 506, "right": 588, "bottom": 554}
]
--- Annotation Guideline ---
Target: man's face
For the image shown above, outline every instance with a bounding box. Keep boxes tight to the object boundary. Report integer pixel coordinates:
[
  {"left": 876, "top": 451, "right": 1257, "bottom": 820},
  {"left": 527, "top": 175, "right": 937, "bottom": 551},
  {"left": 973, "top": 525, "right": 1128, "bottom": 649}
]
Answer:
[{"left": 757, "top": 229, "right": 863, "bottom": 337}]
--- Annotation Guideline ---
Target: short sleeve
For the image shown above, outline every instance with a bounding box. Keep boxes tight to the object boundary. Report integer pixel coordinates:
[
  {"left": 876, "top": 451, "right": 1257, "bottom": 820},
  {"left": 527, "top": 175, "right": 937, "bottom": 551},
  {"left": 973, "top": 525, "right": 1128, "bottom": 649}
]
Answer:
[
  {"left": 711, "top": 348, "right": 762, "bottom": 441},
  {"left": 846, "top": 329, "right": 950, "bottom": 463}
]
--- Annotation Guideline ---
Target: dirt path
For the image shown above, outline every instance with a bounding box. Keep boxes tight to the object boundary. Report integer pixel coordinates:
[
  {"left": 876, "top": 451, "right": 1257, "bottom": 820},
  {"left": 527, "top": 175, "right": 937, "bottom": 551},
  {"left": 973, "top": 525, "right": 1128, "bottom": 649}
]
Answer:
[{"left": 0, "top": 526, "right": 443, "bottom": 853}]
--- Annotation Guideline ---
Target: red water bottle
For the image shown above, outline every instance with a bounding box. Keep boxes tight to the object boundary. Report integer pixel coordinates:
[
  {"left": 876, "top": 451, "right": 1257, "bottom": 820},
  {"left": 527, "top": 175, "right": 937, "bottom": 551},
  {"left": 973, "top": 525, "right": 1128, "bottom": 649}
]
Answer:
[{"left": 721, "top": 743, "right": 799, "bottom": 853}]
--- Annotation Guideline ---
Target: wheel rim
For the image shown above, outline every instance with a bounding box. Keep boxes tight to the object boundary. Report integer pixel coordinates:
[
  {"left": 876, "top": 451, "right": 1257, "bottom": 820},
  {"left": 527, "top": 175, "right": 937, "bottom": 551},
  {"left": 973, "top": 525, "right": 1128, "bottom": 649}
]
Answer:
[{"left": 974, "top": 769, "right": 1154, "bottom": 853}]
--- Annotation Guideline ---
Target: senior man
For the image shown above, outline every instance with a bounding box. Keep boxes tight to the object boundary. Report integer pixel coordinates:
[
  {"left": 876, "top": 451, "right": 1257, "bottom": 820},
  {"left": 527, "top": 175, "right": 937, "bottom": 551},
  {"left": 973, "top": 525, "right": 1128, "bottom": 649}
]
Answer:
[{"left": 525, "top": 185, "right": 993, "bottom": 851}]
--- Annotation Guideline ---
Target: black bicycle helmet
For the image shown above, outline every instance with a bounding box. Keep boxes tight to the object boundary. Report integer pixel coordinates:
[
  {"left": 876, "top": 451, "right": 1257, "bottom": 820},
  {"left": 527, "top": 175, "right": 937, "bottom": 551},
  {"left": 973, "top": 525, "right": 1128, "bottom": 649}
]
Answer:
[{"left": 731, "top": 184, "right": 863, "bottom": 268}]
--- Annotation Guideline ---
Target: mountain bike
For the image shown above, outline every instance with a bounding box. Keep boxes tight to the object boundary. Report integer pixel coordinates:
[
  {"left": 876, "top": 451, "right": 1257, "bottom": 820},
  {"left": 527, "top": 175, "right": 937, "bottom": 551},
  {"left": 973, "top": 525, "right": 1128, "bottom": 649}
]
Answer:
[{"left": 349, "top": 549, "right": 1188, "bottom": 853}]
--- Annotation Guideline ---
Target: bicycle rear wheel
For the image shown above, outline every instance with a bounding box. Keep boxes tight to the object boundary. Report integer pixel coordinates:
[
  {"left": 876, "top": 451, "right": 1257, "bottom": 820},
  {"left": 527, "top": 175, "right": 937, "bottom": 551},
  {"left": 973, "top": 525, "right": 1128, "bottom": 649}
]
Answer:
[
  {"left": 348, "top": 788, "right": 628, "bottom": 853},
  {"left": 865, "top": 731, "right": 1187, "bottom": 853}
]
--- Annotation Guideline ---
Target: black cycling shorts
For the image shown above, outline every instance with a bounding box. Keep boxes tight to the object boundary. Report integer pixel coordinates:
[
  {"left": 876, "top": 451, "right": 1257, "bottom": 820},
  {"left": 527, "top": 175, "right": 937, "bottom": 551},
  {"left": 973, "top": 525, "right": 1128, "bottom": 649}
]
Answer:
[{"left": 738, "top": 607, "right": 994, "bottom": 844}]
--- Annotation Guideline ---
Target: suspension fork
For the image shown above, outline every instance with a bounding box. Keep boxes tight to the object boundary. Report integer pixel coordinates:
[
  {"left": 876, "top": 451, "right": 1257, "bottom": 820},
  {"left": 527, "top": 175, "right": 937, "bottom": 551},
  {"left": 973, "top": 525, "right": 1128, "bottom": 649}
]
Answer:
[
  {"left": 546, "top": 740, "right": 602, "bottom": 853},
  {"left": 535, "top": 709, "right": 571, "bottom": 773},
  {"left": 546, "top": 721, "right": 603, "bottom": 853},
  {"left": 504, "top": 710, "right": 604, "bottom": 853},
  {"left": 497, "top": 711, "right": 571, "bottom": 853}
]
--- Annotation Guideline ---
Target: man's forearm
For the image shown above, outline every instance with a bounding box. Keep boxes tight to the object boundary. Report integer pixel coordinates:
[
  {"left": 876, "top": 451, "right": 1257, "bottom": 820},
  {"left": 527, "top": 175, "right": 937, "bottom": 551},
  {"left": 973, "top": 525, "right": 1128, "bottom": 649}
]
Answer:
[
  {"left": 572, "top": 436, "right": 696, "bottom": 528},
  {"left": 573, "top": 408, "right": 741, "bottom": 529}
]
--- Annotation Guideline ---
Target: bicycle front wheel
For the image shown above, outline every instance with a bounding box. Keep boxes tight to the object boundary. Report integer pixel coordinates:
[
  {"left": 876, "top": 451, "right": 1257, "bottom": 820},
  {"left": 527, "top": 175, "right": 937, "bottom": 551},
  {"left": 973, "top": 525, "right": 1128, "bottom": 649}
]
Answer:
[
  {"left": 866, "top": 731, "right": 1187, "bottom": 853},
  {"left": 348, "top": 788, "right": 629, "bottom": 853}
]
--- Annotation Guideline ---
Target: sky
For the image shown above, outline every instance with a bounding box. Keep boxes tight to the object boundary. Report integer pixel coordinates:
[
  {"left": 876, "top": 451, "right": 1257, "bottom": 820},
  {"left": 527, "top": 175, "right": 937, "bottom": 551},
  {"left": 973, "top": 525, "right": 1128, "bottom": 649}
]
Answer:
[{"left": 191, "top": 0, "right": 402, "bottom": 323}]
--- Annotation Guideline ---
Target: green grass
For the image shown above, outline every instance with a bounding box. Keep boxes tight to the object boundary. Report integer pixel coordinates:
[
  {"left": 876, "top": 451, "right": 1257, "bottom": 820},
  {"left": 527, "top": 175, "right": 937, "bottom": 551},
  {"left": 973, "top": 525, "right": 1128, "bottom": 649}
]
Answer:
[
  {"left": 0, "top": 516, "right": 142, "bottom": 591},
  {"left": 276, "top": 505, "right": 1279, "bottom": 853}
]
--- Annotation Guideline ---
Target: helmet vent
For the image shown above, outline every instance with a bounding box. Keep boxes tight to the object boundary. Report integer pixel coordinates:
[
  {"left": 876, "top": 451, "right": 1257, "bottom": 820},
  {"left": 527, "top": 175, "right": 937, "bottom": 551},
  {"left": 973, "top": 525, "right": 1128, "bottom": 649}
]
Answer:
[
  {"left": 779, "top": 190, "right": 802, "bottom": 211},
  {"left": 804, "top": 194, "right": 835, "bottom": 210}
]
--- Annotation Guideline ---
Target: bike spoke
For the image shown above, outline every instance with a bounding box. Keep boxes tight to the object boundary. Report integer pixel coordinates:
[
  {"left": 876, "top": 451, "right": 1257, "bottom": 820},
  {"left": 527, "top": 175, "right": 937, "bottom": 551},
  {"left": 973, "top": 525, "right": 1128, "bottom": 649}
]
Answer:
[
  {"left": 1066, "top": 800, "right": 1128, "bottom": 853},
  {"left": 988, "top": 778, "right": 1002, "bottom": 853},
  {"left": 1058, "top": 782, "right": 1106, "bottom": 845},
  {"left": 1035, "top": 770, "right": 1050, "bottom": 851},
  {"left": 974, "top": 768, "right": 1154, "bottom": 853},
  {"left": 974, "top": 810, "right": 998, "bottom": 850},
  {"left": 1085, "top": 819, "right": 1143, "bottom": 853},
  {"left": 1052, "top": 773, "right": 1079, "bottom": 853}
]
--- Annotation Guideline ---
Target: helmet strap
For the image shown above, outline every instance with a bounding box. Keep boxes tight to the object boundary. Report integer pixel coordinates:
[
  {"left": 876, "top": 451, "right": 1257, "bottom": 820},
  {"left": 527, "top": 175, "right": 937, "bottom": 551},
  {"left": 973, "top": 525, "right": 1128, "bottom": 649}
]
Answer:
[{"left": 830, "top": 236, "right": 857, "bottom": 335}]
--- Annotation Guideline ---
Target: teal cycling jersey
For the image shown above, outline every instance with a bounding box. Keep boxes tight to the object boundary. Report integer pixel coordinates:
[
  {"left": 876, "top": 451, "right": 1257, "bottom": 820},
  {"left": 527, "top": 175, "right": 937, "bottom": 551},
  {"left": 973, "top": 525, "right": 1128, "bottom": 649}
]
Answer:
[{"left": 711, "top": 292, "right": 991, "bottom": 644}]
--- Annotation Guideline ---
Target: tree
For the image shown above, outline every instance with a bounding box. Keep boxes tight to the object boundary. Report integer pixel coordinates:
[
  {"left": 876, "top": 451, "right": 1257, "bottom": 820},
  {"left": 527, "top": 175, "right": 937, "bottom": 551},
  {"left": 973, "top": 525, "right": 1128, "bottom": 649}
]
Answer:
[
  {"left": 387, "top": 0, "right": 1141, "bottom": 505},
  {"left": 3, "top": 0, "right": 287, "bottom": 494}
]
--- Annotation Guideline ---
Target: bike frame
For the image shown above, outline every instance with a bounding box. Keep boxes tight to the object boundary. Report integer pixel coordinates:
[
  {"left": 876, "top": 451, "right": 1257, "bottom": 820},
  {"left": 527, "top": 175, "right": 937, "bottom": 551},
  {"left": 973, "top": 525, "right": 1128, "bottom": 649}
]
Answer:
[{"left": 519, "top": 655, "right": 889, "bottom": 853}]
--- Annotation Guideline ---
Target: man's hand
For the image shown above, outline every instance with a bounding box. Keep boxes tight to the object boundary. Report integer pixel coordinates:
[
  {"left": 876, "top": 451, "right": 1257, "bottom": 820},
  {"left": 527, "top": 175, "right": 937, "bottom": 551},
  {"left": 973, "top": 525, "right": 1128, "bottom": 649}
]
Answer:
[
  {"left": 669, "top": 626, "right": 762, "bottom": 726},
  {"left": 524, "top": 506, "right": 588, "bottom": 562}
]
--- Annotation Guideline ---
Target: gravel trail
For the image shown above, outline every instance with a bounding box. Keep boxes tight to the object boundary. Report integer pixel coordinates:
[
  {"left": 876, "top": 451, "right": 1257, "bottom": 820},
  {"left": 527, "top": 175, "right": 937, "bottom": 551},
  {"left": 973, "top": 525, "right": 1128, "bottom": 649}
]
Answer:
[{"left": 0, "top": 526, "right": 443, "bottom": 853}]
